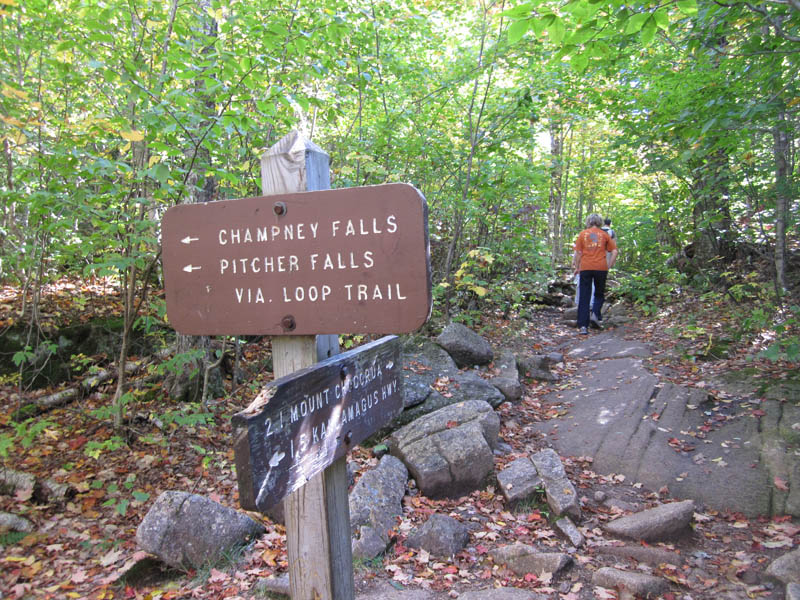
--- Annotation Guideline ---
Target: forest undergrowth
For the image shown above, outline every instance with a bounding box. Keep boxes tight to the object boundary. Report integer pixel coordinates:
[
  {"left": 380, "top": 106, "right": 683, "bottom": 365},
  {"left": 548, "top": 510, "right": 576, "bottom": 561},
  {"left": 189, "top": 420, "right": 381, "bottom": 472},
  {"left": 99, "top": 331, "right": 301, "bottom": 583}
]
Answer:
[{"left": 0, "top": 263, "right": 798, "bottom": 599}]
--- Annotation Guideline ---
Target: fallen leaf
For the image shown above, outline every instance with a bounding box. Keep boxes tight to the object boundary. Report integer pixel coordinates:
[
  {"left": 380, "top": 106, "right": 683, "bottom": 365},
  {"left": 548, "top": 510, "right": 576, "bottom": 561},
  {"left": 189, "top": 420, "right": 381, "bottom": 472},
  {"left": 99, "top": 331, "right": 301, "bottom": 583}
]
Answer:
[{"left": 774, "top": 477, "right": 789, "bottom": 491}]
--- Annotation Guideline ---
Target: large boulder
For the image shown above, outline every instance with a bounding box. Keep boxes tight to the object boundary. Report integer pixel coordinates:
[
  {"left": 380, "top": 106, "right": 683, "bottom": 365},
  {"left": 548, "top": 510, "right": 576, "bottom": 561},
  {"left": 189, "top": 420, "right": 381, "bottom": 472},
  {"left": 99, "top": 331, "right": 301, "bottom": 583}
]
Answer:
[
  {"left": 401, "top": 336, "right": 459, "bottom": 409},
  {"left": 388, "top": 400, "right": 499, "bottom": 498},
  {"left": 349, "top": 455, "right": 408, "bottom": 560},
  {"left": 136, "top": 491, "right": 264, "bottom": 569},
  {"left": 766, "top": 548, "right": 800, "bottom": 585},
  {"left": 435, "top": 322, "right": 493, "bottom": 368}
]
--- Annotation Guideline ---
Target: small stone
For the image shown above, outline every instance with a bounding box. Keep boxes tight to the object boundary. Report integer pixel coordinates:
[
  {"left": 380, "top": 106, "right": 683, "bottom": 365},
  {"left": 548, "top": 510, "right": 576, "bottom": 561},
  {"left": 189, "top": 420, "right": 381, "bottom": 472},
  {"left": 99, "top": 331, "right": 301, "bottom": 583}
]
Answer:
[
  {"left": 592, "top": 567, "right": 669, "bottom": 598},
  {"left": 597, "top": 545, "right": 682, "bottom": 567},
  {"left": 594, "top": 490, "right": 607, "bottom": 503},
  {"left": 603, "top": 500, "right": 694, "bottom": 542},
  {"left": 490, "top": 543, "right": 572, "bottom": 577},
  {"left": 497, "top": 458, "right": 542, "bottom": 506},
  {"left": 406, "top": 513, "right": 470, "bottom": 558},
  {"left": 251, "top": 574, "right": 289, "bottom": 597},
  {"left": 555, "top": 517, "right": 584, "bottom": 548}
]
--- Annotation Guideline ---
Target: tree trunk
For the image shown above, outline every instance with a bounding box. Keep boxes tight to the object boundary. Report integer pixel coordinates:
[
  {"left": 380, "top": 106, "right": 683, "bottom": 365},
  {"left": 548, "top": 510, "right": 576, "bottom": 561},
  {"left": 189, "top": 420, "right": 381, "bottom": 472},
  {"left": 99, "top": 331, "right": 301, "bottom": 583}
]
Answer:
[
  {"left": 548, "top": 117, "right": 564, "bottom": 267},
  {"left": 772, "top": 107, "right": 790, "bottom": 298},
  {"left": 690, "top": 149, "right": 734, "bottom": 263}
]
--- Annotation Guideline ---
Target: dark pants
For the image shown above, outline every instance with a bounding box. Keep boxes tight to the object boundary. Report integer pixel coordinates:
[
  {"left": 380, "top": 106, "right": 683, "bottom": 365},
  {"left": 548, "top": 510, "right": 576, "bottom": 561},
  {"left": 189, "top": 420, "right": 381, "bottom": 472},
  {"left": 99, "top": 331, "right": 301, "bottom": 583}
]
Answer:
[{"left": 578, "top": 270, "right": 608, "bottom": 328}]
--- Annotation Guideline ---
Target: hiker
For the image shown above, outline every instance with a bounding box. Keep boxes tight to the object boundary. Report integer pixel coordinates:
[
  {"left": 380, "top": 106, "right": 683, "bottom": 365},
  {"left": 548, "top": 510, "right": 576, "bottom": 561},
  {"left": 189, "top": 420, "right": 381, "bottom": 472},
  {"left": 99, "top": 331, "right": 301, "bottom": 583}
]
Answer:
[
  {"left": 601, "top": 217, "right": 615, "bottom": 240},
  {"left": 572, "top": 214, "right": 618, "bottom": 335},
  {"left": 575, "top": 216, "right": 616, "bottom": 312}
]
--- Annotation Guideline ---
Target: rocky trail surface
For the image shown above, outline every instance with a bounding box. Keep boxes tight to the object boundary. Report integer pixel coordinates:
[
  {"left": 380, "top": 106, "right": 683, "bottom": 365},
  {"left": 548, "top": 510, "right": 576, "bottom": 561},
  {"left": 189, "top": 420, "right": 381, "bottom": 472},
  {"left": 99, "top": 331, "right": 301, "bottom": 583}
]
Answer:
[{"left": 345, "top": 308, "right": 799, "bottom": 600}]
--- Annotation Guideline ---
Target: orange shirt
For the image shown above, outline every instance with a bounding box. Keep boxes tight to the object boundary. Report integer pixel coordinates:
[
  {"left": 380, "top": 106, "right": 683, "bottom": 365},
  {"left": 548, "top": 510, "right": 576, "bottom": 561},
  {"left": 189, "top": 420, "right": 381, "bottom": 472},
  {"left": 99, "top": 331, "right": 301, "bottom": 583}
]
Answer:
[{"left": 574, "top": 227, "right": 617, "bottom": 271}]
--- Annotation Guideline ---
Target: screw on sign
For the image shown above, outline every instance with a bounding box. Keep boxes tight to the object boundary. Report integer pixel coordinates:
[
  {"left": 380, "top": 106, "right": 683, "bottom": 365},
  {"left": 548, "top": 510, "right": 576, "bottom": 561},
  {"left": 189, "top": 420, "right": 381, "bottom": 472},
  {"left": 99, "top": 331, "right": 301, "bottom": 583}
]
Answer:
[{"left": 161, "top": 183, "right": 432, "bottom": 336}]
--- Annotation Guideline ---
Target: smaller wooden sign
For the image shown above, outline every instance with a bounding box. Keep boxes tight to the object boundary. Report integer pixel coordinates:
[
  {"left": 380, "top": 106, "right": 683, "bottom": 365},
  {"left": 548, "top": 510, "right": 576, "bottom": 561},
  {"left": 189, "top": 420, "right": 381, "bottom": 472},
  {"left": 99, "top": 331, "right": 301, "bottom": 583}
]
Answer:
[{"left": 233, "top": 336, "right": 402, "bottom": 512}]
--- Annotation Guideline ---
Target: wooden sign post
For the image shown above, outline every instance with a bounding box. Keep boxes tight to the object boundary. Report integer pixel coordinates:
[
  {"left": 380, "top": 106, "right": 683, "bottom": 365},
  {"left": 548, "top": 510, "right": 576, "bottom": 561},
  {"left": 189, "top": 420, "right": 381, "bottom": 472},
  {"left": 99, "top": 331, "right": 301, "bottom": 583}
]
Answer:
[
  {"left": 162, "top": 131, "right": 431, "bottom": 599},
  {"left": 261, "top": 132, "right": 352, "bottom": 600}
]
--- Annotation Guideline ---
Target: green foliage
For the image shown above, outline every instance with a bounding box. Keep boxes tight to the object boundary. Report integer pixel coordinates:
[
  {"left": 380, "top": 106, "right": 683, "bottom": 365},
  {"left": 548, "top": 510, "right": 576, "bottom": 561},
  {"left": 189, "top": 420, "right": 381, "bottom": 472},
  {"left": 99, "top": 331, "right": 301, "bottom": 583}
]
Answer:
[
  {"left": 84, "top": 435, "right": 125, "bottom": 459},
  {"left": 12, "top": 347, "right": 35, "bottom": 368},
  {"left": 617, "top": 266, "right": 683, "bottom": 315},
  {"left": 158, "top": 403, "right": 215, "bottom": 428},
  {"left": 759, "top": 306, "right": 800, "bottom": 363},
  {"left": 0, "top": 531, "right": 29, "bottom": 547}
]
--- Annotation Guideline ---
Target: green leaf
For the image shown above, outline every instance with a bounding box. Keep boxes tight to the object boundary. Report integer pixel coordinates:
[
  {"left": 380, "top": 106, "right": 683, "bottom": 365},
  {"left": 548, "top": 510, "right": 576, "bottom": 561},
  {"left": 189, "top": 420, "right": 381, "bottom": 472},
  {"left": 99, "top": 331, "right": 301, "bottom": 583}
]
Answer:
[
  {"left": 501, "top": 2, "right": 537, "bottom": 19},
  {"left": 568, "top": 23, "right": 596, "bottom": 45},
  {"left": 547, "top": 16, "right": 566, "bottom": 45},
  {"left": 624, "top": 12, "right": 650, "bottom": 34},
  {"left": 653, "top": 8, "right": 670, "bottom": 30},
  {"left": 508, "top": 19, "right": 529, "bottom": 44},
  {"left": 530, "top": 17, "right": 547, "bottom": 38},
  {"left": 677, "top": 0, "right": 698, "bottom": 16},
  {"left": 148, "top": 163, "right": 170, "bottom": 185},
  {"left": 115, "top": 499, "right": 129, "bottom": 516},
  {"left": 571, "top": 52, "right": 589, "bottom": 72},
  {"left": 640, "top": 19, "right": 657, "bottom": 45},
  {"left": 700, "top": 117, "right": 717, "bottom": 134},
  {"left": 132, "top": 491, "right": 150, "bottom": 502}
]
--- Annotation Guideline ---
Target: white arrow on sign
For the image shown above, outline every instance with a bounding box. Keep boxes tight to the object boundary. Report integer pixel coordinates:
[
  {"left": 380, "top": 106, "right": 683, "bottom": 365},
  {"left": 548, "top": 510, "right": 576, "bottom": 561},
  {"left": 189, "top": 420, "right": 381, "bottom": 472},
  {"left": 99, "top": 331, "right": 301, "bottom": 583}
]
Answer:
[
  {"left": 181, "top": 236, "right": 199, "bottom": 244},
  {"left": 183, "top": 264, "right": 202, "bottom": 272}
]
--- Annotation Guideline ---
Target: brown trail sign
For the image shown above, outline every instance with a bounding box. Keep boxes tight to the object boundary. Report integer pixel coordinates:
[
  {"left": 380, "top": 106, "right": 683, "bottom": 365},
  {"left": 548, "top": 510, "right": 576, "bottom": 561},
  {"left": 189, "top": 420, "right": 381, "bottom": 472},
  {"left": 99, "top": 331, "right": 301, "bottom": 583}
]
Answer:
[
  {"left": 160, "top": 131, "right": 431, "bottom": 599},
  {"left": 232, "top": 335, "right": 401, "bottom": 512},
  {"left": 162, "top": 183, "right": 431, "bottom": 335}
]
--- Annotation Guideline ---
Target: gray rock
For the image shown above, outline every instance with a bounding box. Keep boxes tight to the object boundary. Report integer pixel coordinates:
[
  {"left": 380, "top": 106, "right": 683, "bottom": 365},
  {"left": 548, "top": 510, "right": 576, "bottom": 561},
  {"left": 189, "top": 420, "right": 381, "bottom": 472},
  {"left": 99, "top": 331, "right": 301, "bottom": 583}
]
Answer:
[
  {"left": 787, "top": 582, "right": 800, "bottom": 600},
  {"left": 547, "top": 352, "right": 563, "bottom": 364},
  {"left": 436, "top": 322, "right": 493, "bottom": 368},
  {"left": 518, "top": 355, "right": 557, "bottom": 382},
  {"left": 400, "top": 336, "right": 459, "bottom": 409},
  {"left": 394, "top": 337, "right": 503, "bottom": 432},
  {"left": 490, "top": 543, "right": 572, "bottom": 577},
  {"left": 458, "top": 589, "right": 547, "bottom": 600},
  {"left": 495, "top": 349, "right": 519, "bottom": 379},
  {"left": 592, "top": 567, "right": 669, "bottom": 598},
  {"left": 406, "top": 513, "right": 469, "bottom": 557},
  {"left": 594, "top": 490, "right": 607, "bottom": 503},
  {"left": 766, "top": 548, "right": 800, "bottom": 584},
  {"left": 492, "top": 376, "right": 523, "bottom": 402},
  {"left": 603, "top": 500, "right": 694, "bottom": 542},
  {"left": 531, "top": 344, "right": 781, "bottom": 518},
  {"left": 251, "top": 574, "right": 289, "bottom": 597},
  {"left": 531, "top": 449, "right": 581, "bottom": 520},
  {"left": 449, "top": 370, "right": 506, "bottom": 408},
  {"left": 389, "top": 400, "right": 499, "bottom": 499},
  {"left": 554, "top": 517, "right": 584, "bottom": 547},
  {"left": 597, "top": 544, "right": 682, "bottom": 567},
  {"left": 350, "top": 455, "right": 408, "bottom": 560},
  {"left": 496, "top": 457, "right": 542, "bottom": 506},
  {"left": 136, "top": 491, "right": 264, "bottom": 570}
]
